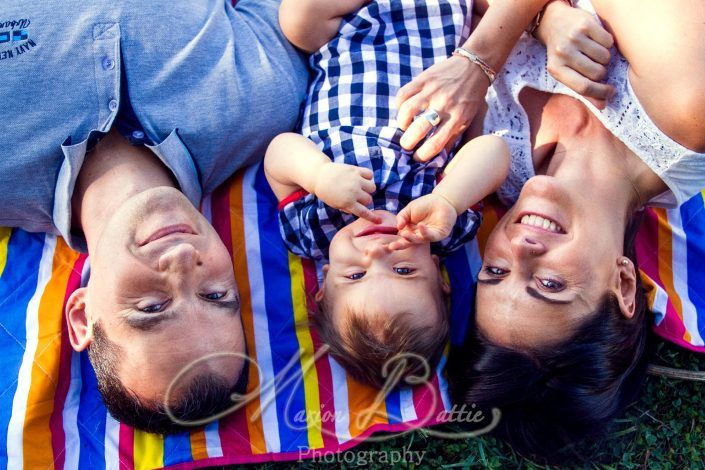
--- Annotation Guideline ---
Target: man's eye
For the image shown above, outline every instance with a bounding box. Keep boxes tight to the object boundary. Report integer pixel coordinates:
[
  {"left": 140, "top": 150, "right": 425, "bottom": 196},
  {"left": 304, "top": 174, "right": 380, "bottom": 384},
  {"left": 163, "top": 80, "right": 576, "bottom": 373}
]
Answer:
[
  {"left": 537, "top": 277, "right": 564, "bottom": 291},
  {"left": 139, "top": 302, "right": 167, "bottom": 313},
  {"left": 484, "top": 266, "right": 508, "bottom": 276},
  {"left": 201, "top": 292, "right": 226, "bottom": 301},
  {"left": 394, "top": 267, "right": 414, "bottom": 275},
  {"left": 346, "top": 272, "right": 365, "bottom": 280}
]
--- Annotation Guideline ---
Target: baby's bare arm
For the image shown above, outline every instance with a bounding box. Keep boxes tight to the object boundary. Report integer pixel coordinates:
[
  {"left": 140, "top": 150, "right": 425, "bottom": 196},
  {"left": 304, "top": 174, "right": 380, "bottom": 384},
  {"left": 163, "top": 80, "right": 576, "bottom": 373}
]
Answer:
[
  {"left": 279, "top": 0, "right": 370, "bottom": 53},
  {"left": 434, "top": 135, "right": 510, "bottom": 214},
  {"left": 264, "top": 133, "right": 331, "bottom": 201}
]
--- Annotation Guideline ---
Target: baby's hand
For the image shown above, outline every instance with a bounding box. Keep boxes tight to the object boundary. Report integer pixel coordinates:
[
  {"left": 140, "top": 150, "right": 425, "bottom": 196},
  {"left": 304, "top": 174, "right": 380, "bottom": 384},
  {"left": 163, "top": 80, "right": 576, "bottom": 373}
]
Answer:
[
  {"left": 389, "top": 193, "right": 457, "bottom": 251},
  {"left": 535, "top": 1, "right": 615, "bottom": 109},
  {"left": 314, "top": 162, "right": 381, "bottom": 223}
]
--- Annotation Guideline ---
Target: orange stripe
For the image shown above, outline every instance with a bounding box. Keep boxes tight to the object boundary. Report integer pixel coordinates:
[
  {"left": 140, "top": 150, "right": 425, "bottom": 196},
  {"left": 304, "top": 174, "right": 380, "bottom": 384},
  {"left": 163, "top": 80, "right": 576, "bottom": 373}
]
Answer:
[
  {"left": 189, "top": 429, "right": 209, "bottom": 460},
  {"left": 228, "top": 174, "right": 267, "bottom": 454},
  {"left": 654, "top": 208, "right": 690, "bottom": 342},
  {"left": 346, "top": 378, "right": 388, "bottom": 439},
  {"left": 476, "top": 202, "right": 501, "bottom": 258},
  {"left": 23, "top": 238, "right": 80, "bottom": 469}
]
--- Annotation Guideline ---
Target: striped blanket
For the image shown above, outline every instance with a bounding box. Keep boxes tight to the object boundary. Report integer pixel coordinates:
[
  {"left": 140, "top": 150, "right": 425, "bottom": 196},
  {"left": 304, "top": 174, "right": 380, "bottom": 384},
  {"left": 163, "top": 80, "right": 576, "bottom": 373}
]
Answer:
[{"left": 0, "top": 163, "right": 702, "bottom": 469}]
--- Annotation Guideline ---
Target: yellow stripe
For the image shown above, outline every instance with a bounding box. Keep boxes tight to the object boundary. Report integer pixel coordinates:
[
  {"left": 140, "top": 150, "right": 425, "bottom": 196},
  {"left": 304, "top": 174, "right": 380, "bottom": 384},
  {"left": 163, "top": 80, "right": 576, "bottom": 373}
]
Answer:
[
  {"left": 0, "top": 227, "right": 11, "bottom": 278},
  {"left": 133, "top": 431, "right": 164, "bottom": 470},
  {"left": 288, "top": 254, "right": 324, "bottom": 449}
]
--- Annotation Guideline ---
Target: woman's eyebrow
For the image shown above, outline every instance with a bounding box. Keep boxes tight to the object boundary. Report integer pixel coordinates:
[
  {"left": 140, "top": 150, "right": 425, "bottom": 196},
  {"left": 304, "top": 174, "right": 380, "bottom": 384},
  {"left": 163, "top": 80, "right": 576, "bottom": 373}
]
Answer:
[{"left": 525, "top": 286, "right": 571, "bottom": 305}]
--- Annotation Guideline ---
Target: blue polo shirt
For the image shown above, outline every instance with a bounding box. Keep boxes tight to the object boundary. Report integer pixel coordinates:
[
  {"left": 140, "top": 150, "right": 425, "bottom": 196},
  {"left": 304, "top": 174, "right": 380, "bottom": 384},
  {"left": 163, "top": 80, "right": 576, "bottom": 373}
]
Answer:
[{"left": 0, "top": 0, "right": 308, "bottom": 251}]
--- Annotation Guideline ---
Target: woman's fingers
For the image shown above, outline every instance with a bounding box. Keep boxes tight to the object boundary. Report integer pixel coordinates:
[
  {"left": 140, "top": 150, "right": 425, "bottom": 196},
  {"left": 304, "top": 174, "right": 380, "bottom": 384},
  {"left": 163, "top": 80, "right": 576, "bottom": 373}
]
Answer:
[
  {"left": 396, "top": 93, "right": 428, "bottom": 131},
  {"left": 552, "top": 66, "right": 614, "bottom": 106},
  {"left": 566, "top": 50, "right": 608, "bottom": 81},
  {"left": 395, "top": 79, "right": 424, "bottom": 112},
  {"left": 577, "top": 35, "right": 612, "bottom": 66},
  {"left": 586, "top": 20, "right": 614, "bottom": 50},
  {"left": 413, "top": 116, "right": 461, "bottom": 162},
  {"left": 400, "top": 113, "right": 435, "bottom": 151}
]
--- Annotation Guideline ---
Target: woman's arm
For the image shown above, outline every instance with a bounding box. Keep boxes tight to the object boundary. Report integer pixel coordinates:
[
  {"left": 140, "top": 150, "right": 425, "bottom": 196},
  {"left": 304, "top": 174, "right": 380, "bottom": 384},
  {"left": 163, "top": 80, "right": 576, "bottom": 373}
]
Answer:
[
  {"left": 279, "top": 0, "right": 369, "bottom": 53},
  {"left": 396, "top": 0, "right": 554, "bottom": 162},
  {"left": 264, "top": 133, "right": 380, "bottom": 222}
]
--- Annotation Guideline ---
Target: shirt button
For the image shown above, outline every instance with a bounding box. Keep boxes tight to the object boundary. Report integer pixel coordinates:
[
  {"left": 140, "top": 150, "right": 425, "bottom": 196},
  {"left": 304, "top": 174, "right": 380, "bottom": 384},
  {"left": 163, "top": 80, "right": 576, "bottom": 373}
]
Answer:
[
  {"left": 102, "top": 57, "right": 115, "bottom": 70},
  {"left": 108, "top": 99, "right": 118, "bottom": 112},
  {"left": 132, "top": 130, "right": 145, "bottom": 140}
]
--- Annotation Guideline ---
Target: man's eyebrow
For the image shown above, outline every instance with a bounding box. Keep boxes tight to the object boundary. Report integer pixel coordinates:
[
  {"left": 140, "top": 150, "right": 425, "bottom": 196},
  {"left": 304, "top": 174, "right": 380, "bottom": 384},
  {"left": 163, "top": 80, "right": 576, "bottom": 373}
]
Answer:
[
  {"left": 525, "top": 286, "right": 571, "bottom": 305},
  {"left": 124, "top": 311, "right": 176, "bottom": 331}
]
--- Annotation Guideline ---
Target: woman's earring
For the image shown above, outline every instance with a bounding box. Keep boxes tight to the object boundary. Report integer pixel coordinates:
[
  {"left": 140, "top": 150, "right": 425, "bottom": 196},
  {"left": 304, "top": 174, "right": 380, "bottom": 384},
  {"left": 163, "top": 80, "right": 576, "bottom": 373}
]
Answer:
[{"left": 621, "top": 258, "right": 630, "bottom": 266}]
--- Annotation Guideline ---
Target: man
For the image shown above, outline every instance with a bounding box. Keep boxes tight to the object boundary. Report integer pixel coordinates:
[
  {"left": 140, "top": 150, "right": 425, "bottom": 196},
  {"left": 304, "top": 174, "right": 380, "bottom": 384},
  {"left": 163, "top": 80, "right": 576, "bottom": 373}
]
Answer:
[{"left": 1, "top": 0, "right": 308, "bottom": 433}]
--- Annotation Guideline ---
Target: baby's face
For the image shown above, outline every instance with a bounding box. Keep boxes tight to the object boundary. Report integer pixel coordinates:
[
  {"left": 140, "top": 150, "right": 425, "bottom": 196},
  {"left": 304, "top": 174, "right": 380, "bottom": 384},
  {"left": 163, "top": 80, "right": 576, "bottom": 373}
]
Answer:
[{"left": 321, "top": 210, "right": 448, "bottom": 328}]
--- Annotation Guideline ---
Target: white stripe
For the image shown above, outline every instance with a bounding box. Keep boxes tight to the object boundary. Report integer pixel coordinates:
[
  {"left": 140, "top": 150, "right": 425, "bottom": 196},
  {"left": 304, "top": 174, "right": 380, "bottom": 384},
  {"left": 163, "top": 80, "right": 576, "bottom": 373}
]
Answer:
[
  {"left": 104, "top": 413, "right": 121, "bottom": 470},
  {"left": 6, "top": 235, "right": 56, "bottom": 469},
  {"left": 62, "top": 352, "right": 83, "bottom": 469},
  {"left": 650, "top": 279, "right": 669, "bottom": 326},
  {"left": 329, "top": 358, "right": 351, "bottom": 444},
  {"left": 204, "top": 421, "right": 223, "bottom": 458},
  {"left": 241, "top": 165, "right": 281, "bottom": 453},
  {"left": 668, "top": 209, "right": 704, "bottom": 345},
  {"left": 436, "top": 355, "right": 452, "bottom": 413},
  {"left": 399, "top": 387, "right": 417, "bottom": 423}
]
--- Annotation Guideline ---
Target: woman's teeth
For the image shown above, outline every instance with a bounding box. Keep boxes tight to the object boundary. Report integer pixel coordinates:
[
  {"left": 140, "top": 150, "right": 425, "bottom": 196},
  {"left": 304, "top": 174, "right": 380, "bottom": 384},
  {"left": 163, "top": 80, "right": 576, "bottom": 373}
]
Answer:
[{"left": 520, "top": 214, "right": 563, "bottom": 233}]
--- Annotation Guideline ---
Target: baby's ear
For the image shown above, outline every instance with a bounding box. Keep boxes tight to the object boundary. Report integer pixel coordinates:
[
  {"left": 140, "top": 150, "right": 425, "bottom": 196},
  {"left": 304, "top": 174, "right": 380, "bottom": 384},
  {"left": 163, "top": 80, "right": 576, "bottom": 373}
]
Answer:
[
  {"left": 314, "top": 265, "right": 330, "bottom": 303},
  {"left": 432, "top": 255, "right": 452, "bottom": 295}
]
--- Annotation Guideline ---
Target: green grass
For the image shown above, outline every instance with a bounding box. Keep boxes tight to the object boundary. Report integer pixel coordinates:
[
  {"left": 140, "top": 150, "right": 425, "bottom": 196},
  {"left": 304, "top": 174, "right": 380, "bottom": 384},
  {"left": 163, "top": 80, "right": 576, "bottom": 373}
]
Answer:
[{"left": 215, "top": 340, "right": 705, "bottom": 468}]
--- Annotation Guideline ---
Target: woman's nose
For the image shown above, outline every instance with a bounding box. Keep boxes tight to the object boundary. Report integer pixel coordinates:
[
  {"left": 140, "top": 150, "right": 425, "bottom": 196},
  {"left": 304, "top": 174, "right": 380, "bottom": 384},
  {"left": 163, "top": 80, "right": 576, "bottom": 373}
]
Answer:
[
  {"left": 158, "top": 243, "right": 200, "bottom": 272},
  {"left": 510, "top": 236, "right": 547, "bottom": 258}
]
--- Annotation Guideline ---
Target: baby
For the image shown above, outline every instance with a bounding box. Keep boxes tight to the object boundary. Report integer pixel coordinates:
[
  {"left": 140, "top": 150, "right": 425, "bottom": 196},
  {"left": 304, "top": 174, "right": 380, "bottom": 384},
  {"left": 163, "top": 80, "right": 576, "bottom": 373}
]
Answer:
[{"left": 265, "top": 0, "right": 508, "bottom": 387}]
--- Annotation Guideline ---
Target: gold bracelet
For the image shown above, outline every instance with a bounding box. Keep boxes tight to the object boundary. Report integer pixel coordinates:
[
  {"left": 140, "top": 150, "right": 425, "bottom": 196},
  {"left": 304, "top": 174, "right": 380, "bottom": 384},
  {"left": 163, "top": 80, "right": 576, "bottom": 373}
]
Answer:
[{"left": 452, "top": 47, "right": 496, "bottom": 85}]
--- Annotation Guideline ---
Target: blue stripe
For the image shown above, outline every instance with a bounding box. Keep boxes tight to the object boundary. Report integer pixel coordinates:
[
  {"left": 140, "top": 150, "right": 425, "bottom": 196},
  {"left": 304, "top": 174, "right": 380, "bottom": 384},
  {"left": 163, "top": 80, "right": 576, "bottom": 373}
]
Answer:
[
  {"left": 253, "top": 165, "right": 309, "bottom": 452},
  {"left": 681, "top": 192, "right": 705, "bottom": 342},
  {"left": 444, "top": 243, "right": 477, "bottom": 346},
  {"left": 77, "top": 351, "right": 106, "bottom": 470},
  {"left": 384, "top": 389, "right": 402, "bottom": 424},
  {"left": 0, "top": 230, "right": 44, "bottom": 466},
  {"left": 163, "top": 433, "right": 193, "bottom": 466}
]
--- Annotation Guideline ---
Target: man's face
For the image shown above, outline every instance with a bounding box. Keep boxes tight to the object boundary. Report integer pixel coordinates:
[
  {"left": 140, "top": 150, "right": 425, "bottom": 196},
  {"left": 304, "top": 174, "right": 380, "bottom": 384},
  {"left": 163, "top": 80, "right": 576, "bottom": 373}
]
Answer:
[{"left": 68, "top": 187, "right": 245, "bottom": 403}]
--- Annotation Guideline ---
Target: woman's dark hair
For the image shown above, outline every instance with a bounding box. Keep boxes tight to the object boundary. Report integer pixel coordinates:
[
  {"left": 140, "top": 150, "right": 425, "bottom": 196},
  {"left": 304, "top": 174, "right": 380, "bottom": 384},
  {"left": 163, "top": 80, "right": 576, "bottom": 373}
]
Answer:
[{"left": 450, "top": 213, "right": 651, "bottom": 460}]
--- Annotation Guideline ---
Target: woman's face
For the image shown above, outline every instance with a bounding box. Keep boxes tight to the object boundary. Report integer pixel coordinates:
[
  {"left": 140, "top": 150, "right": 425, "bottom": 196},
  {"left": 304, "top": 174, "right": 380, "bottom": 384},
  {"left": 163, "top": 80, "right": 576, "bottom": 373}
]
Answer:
[{"left": 475, "top": 176, "right": 627, "bottom": 348}]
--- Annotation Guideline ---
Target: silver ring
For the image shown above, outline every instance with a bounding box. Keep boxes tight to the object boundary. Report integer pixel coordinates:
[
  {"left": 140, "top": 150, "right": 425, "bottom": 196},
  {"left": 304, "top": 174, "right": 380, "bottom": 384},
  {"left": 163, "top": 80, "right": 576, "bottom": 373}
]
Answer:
[{"left": 416, "top": 108, "right": 441, "bottom": 127}]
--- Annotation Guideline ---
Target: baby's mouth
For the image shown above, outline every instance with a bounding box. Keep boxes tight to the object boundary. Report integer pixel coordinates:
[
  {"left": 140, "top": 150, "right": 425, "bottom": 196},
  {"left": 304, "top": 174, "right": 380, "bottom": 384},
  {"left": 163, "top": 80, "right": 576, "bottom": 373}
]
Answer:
[{"left": 355, "top": 225, "right": 398, "bottom": 237}]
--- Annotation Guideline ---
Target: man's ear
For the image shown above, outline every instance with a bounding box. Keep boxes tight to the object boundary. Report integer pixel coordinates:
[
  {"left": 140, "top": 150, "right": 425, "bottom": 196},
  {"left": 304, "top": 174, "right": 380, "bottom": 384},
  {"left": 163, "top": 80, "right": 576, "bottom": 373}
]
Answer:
[
  {"left": 314, "top": 265, "right": 329, "bottom": 303},
  {"left": 615, "top": 258, "right": 637, "bottom": 319},
  {"left": 66, "top": 288, "right": 93, "bottom": 351},
  {"left": 432, "top": 255, "right": 451, "bottom": 295}
]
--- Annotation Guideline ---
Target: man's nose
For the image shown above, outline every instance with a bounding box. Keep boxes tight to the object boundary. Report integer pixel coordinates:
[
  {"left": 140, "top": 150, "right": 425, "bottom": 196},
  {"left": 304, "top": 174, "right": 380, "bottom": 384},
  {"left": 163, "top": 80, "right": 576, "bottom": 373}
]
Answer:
[
  {"left": 158, "top": 243, "right": 200, "bottom": 272},
  {"left": 510, "top": 236, "right": 547, "bottom": 258}
]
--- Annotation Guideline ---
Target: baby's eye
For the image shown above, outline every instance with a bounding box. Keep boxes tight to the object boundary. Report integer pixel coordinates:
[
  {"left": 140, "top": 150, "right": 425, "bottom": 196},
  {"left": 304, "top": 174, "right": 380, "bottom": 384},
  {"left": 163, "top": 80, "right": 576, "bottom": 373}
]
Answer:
[
  {"left": 139, "top": 302, "right": 167, "bottom": 313},
  {"left": 200, "top": 292, "right": 226, "bottom": 301},
  {"left": 346, "top": 272, "right": 365, "bottom": 280},
  {"left": 394, "top": 267, "right": 414, "bottom": 275},
  {"left": 537, "top": 277, "right": 565, "bottom": 292},
  {"left": 484, "top": 266, "right": 509, "bottom": 276}
]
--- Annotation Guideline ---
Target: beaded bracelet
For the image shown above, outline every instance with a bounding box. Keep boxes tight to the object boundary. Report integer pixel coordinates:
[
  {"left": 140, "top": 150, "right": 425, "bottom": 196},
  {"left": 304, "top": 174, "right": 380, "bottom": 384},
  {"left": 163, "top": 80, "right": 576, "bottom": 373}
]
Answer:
[{"left": 452, "top": 47, "right": 497, "bottom": 85}]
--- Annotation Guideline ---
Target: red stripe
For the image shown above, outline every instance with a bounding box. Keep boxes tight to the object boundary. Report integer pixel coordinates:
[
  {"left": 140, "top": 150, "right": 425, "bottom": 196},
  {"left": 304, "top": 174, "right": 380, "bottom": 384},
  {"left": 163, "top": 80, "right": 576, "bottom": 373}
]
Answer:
[
  {"left": 412, "top": 373, "right": 443, "bottom": 428},
  {"left": 119, "top": 424, "right": 134, "bottom": 470},
  {"left": 277, "top": 189, "right": 309, "bottom": 211},
  {"left": 49, "top": 254, "right": 88, "bottom": 470},
  {"left": 210, "top": 182, "right": 252, "bottom": 456},
  {"left": 301, "top": 258, "right": 338, "bottom": 448}
]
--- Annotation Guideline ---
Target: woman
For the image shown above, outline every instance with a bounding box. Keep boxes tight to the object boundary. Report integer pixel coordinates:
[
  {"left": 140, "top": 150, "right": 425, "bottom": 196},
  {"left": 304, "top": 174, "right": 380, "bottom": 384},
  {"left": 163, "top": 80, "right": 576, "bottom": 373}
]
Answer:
[{"left": 398, "top": 0, "right": 705, "bottom": 458}]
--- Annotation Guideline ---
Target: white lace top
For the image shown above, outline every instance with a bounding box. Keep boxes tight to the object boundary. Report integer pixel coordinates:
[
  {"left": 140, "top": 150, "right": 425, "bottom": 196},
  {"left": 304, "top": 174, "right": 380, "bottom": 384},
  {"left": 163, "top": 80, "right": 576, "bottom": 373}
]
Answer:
[{"left": 484, "top": 1, "right": 705, "bottom": 208}]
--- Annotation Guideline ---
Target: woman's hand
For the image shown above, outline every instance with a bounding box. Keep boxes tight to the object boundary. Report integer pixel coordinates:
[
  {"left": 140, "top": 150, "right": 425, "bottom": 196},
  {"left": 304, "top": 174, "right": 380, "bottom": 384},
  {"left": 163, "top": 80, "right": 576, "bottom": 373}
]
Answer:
[
  {"left": 314, "top": 162, "right": 381, "bottom": 223},
  {"left": 395, "top": 56, "right": 490, "bottom": 162},
  {"left": 535, "top": 1, "right": 615, "bottom": 109},
  {"left": 388, "top": 194, "right": 457, "bottom": 251}
]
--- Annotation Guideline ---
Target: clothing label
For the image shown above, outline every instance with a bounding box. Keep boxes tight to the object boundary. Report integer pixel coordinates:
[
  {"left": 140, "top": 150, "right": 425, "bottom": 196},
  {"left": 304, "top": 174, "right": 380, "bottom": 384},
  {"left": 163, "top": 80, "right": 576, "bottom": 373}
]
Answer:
[{"left": 0, "top": 17, "right": 36, "bottom": 61}]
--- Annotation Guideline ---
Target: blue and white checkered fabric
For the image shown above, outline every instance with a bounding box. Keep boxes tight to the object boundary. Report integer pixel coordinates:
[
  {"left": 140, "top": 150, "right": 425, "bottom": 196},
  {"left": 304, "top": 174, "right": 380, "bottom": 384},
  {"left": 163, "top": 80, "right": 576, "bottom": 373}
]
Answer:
[{"left": 279, "top": 0, "right": 479, "bottom": 261}]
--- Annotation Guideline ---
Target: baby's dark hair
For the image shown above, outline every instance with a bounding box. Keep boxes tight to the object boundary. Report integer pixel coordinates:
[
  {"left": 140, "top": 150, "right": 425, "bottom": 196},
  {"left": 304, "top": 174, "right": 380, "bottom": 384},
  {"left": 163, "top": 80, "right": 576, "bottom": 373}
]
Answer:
[
  {"left": 312, "top": 285, "right": 450, "bottom": 388},
  {"left": 450, "top": 214, "right": 651, "bottom": 460}
]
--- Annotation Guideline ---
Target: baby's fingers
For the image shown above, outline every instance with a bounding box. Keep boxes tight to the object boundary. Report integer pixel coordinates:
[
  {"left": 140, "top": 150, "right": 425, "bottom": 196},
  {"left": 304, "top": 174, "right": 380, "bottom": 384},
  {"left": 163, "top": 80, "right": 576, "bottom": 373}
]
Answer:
[
  {"left": 351, "top": 203, "right": 381, "bottom": 224},
  {"left": 388, "top": 238, "right": 413, "bottom": 251},
  {"left": 360, "top": 177, "right": 376, "bottom": 194}
]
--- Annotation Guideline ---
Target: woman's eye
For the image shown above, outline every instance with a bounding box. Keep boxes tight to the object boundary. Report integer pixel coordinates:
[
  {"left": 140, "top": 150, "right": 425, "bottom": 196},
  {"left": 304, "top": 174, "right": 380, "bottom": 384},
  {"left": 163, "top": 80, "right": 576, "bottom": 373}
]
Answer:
[
  {"left": 201, "top": 292, "right": 226, "bottom": 301},
  {"left": 537, "top": 277, "right": 564, "bottom": 291},
  {"left": 484, "top": 266, "right": 508, "bottom": 276},
  {"left": 394, "top": 267, "right": 414, "bottom": 275},
  {"left": 346, "top": 272, "right": 365, "bottom": 280},
  {"left": 139, "top": 302, "right": 166, "bottom": 313}
]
